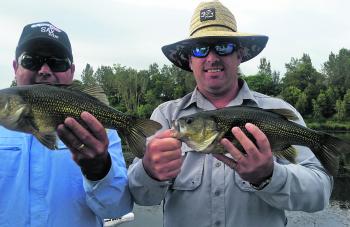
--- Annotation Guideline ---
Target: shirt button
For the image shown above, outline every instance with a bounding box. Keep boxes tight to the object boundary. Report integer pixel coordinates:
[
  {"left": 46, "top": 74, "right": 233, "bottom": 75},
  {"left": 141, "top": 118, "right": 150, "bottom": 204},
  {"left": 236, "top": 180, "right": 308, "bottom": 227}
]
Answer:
[
  {"left": 214, "top": 190, "right": 220, "bottom": 196},
  {"left": 215, "top": 220, "right": 221, "bottom": 226},
  {"left": 215, "top": 162, "right": 221, "bottom": 167}
]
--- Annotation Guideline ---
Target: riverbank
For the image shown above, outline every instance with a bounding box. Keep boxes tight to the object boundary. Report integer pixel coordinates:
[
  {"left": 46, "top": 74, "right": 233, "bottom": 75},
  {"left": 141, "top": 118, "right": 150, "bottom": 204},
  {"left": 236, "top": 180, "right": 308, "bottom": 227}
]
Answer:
[{"left": 306, "top": 120, "right": 350, "bottom": 131}]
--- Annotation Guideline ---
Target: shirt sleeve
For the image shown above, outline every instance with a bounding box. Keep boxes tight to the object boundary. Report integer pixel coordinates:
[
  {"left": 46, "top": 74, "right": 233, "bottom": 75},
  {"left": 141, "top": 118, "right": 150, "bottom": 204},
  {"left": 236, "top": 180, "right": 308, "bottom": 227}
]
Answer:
[
  {"left": 252, "top": 112, "right": 333, "bottom": 212},
  {"left": 255, "top": 148, "right": 333, "bottom": 212},
  {"left": 83, "top": 130, "right": 133, "bottom": 218},
  {"left": 128, "top": 106, "right": 172, "bottom": 205}
]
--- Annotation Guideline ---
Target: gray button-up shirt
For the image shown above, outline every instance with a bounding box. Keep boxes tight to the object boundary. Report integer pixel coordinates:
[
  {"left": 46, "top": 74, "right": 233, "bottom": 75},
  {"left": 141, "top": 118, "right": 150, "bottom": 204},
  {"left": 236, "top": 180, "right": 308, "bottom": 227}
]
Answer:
[{"left": 128, "top": 80, "right": 333, "bottom": 227}]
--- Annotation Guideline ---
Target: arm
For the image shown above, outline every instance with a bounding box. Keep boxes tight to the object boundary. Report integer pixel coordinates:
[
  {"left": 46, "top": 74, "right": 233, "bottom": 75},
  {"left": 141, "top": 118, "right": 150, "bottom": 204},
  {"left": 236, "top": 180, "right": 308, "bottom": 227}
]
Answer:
[
  {"left": 82, "top": 129, "right": 133, "bottom": 218},
  {"left": 128, "top": 107, "right": 182, "bottom": 206},
  {"left": 257, "top": 152, "right": 332, "bottom": 212},
  {"left": 57, "top": 112, "right": 133, "bottom": 218}
]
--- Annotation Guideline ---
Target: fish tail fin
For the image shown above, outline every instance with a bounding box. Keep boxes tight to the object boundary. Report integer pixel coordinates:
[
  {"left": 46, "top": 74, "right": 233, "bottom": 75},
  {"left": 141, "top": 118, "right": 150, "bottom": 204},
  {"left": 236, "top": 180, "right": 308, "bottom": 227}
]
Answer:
[
  {"left": 315, "top": 133, "right": 350, "bottom": 176},
  {"left": 121, "top": 118, "right": 162, "bottom": 158}
]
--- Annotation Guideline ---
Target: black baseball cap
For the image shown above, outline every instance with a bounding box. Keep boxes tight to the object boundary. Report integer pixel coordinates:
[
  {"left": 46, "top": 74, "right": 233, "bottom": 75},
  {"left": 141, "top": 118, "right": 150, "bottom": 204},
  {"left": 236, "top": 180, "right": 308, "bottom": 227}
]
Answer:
[{"left": 15, "top": 21, "right": 73, "bottom": 62}]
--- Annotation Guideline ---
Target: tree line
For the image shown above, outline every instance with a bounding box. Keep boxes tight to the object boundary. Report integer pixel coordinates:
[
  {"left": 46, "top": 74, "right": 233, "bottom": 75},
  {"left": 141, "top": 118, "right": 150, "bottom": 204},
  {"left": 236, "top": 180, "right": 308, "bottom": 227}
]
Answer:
[{"left": 80, "top": 48, "right": 350, "bottom": 128}]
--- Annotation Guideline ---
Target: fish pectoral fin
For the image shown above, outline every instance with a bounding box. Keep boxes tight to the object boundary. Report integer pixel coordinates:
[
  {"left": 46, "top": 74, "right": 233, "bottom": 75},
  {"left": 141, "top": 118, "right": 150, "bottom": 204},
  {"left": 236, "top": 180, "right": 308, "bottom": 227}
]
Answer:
[
  {"left": 33, "top": 131, "right": 58, "bottom": 150},
  {"left": 274, "top": 145, "right": 297, "bottom": 163}
]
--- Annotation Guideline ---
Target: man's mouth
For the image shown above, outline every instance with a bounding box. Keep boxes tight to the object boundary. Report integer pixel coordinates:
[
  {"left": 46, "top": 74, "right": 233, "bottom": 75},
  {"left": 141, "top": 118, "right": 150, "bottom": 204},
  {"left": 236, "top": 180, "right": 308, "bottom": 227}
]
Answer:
[{"left": 205, "top": 68, "right": 223, "bottom": 73}]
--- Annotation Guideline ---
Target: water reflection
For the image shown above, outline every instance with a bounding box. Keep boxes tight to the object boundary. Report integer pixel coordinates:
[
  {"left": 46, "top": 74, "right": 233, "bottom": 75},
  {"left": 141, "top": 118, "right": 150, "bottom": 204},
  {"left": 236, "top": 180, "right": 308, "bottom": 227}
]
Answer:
[{"left": 328, "top": 132, "right": 350, "bottom": 208}]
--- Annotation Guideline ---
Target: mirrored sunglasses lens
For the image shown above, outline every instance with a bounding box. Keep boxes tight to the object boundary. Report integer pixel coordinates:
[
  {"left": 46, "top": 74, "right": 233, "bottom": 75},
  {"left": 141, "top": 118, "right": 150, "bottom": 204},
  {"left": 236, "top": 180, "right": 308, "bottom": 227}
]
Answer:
[
  {"left": 47, "top": 58, "right": 71, "bottom": 72},
  {"left": 19, "top": 54, "right": 41, "bottom": 71},
  {"left": 192, "top": 46, "right": 210, "bottom": 57},
  {"left": 215, "top": 43, "right": 235, "bottom": 56}
]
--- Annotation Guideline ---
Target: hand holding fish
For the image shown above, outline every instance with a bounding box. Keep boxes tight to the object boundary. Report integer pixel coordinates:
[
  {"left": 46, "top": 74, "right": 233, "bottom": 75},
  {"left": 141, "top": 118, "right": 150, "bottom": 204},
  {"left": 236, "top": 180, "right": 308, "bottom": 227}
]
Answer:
[
  {"left": 214, "top": 123, "right": 274, "bottom": 186},
  {"left": 57, "top": 111, "right": 111, "bottom": 180},
  {"left": 142, "top": 130, "right": 183, "bottom": 181}
]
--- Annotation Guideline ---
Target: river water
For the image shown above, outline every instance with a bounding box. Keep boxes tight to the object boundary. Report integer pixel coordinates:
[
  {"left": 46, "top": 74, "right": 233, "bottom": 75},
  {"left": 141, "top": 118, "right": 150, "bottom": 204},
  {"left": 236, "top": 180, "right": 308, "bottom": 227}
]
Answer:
[{"left": 114, "top": 132, "right": 350, "bottom": 227}]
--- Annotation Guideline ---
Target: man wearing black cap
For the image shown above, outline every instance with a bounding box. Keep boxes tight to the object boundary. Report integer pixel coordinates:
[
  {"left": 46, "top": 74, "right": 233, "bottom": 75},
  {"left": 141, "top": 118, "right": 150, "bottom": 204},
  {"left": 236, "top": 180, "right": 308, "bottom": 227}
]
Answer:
[
  {"left": 0, "top": 21, "right": 132, "bottom": 227},
  {"left": 128, "top": 1, "right": 332, "bottom": 227}
]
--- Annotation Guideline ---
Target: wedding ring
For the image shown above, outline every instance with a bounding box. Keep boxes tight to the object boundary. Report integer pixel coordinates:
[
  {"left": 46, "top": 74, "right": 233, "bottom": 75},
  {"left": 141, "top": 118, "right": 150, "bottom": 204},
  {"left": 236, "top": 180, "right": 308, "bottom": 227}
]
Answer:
[{"left": 77, "top": 143, "right": 85, "bottom": 152}]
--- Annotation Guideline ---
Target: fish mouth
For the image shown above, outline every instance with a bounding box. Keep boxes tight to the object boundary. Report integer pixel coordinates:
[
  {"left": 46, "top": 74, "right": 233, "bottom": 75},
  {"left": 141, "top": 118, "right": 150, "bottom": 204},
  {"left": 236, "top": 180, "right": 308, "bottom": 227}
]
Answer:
[{"left": 170, "top": 120, "right": 181, "bottom": 139}]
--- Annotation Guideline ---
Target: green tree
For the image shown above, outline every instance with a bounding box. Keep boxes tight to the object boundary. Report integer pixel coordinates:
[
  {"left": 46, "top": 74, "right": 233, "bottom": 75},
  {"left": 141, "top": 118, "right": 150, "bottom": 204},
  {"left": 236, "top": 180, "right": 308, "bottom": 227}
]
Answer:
[
  {"left": 323, "top": 48, "right": 350, "bottom": 99},
  {"left": 343, "top": 89, "right": 350, "bottom": 118},
  {"left": 315, "top": 91, "right": 334, "bottom": 118},
  {"left": 335, "top": 100, "right": 346, "bottom": 121},
  {"left": 295, "top": 92, "right": 308, "bottom": 115},
  {"left": 312, "top": 99, "right": 323, "bottom": 120},
  {"left": 242, "top": 58, "right": 280, "bottom": 96},
  {"left": 280, "top": 86, "right": 302, "bottom": 107},
  {"left": 282, "top": 54, "right": 325, "bottom": 116},
  {"left": 80, "top": 63, "right": 96, "bottom": 86},
  {"left": 283, "top": 54, "right": 323, "bottom": 91}
]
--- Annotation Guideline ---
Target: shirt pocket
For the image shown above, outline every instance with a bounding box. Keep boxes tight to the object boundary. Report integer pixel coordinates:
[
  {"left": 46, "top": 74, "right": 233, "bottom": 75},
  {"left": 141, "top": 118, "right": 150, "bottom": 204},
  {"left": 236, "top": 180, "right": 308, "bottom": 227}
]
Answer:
[
  {"left": 171, "top": 148, "right": 205, "bottom": 191},
  {"left": 0, "top": 138, "right": 24, "bottom": 177}
]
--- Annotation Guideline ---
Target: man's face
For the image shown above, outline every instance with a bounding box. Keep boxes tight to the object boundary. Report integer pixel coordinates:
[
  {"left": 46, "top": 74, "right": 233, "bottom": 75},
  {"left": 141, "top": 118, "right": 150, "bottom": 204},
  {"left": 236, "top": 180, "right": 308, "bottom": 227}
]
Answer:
[
  {"left": 189, "top": 42, "right": 241, "bottom": 97},
  {"left": 13, "top": 48, "right": 75, "bottom": 86}
]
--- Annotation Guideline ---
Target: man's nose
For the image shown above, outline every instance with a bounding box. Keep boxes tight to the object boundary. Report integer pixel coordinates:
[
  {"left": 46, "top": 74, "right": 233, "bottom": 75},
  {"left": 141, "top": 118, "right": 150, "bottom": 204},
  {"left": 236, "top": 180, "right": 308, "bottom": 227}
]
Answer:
[
  {"left": 38, "top": 63, "right": 53, "bottom": 75},
  {"left": 206, "top": 50, "right": 221, "bottom": 62}
]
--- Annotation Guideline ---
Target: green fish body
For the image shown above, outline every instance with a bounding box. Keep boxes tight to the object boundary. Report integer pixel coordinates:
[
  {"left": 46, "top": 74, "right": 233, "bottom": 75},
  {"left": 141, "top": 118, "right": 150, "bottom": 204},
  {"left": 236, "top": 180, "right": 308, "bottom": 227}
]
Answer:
[
  {"left": 0, "top": 83, "right": 161, "bottom": 158},
  {"left": 172, "top": 106, "right": 350, "bottom": 176}
]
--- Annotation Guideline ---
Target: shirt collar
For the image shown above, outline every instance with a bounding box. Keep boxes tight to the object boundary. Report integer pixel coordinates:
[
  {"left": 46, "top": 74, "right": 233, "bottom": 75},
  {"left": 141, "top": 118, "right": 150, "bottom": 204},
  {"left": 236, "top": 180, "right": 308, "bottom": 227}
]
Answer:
[{"left": 182, "top": 78, "right": 258, "bottom": 110}]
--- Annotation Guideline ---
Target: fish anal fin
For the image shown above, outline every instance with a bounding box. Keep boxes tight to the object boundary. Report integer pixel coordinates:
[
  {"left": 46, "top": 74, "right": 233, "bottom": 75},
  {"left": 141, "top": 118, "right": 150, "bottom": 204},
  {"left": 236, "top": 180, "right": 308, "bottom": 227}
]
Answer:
[{"left": 274, "top": 145, "right": 297, "bottom": 163}]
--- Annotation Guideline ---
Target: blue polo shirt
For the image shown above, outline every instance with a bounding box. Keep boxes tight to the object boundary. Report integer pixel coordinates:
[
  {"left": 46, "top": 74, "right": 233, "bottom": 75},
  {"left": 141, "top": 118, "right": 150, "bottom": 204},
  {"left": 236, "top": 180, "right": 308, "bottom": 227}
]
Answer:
[{"left": 0, "top": 126, "right": 132, "bottom": 227}]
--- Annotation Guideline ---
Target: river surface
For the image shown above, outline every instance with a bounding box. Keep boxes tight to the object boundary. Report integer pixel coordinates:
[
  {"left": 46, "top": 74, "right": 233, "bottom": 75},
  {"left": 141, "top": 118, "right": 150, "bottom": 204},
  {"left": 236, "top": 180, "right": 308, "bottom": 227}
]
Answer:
[{"left": 114, "top": 132, "right": 350, "bottom": 227}]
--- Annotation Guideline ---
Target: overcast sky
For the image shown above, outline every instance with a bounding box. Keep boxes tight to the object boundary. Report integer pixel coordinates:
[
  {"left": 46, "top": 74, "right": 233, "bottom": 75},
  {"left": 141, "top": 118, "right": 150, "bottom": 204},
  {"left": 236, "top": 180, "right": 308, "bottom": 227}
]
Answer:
[{"left": 0, "top": 0, "right": 349, "bottom": 88}]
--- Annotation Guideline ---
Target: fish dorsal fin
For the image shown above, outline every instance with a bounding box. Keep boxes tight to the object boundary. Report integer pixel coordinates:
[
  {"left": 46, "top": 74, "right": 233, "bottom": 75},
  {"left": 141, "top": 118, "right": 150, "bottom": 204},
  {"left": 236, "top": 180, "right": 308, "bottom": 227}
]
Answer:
[
  {"left": 266, "top": 108, "right": 299, "bottom": 121},
  {"left": 63, "top": 81, "right": 110, "bottom": 105},
  {"left": 274, "top": 145, "right": 297, "bottom": 163}
]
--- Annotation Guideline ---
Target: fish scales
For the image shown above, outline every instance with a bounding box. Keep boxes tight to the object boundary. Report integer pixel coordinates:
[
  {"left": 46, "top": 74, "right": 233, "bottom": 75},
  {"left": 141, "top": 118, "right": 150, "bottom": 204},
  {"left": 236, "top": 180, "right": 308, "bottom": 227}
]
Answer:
[
  {"left": 172, "top": 105, "right": 350, "bottom": 176},
  {"left": 0, "top": 83, "right": 161, "bottom": 158}
]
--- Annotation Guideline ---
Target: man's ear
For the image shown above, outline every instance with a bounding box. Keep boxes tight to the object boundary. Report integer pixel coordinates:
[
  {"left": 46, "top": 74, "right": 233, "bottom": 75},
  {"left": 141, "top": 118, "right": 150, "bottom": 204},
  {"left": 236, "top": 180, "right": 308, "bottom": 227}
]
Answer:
[
  {"left": 236, "top": 49, "right": 244, "bottom": 63},
  {"left": 13, "top": 59, "right": 19, "bottom": 73},
  {"left": 189, "top": 57, "right": 193, "bottom": 71},
  {"left": 69, "top": 64, "right": 75, "bottom": 80}
]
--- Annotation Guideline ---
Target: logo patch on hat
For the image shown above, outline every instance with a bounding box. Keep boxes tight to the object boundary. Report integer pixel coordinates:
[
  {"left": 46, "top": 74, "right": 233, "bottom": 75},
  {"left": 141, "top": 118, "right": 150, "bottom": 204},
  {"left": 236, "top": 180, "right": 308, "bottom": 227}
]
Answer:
[
  {"left": 200, "top": 8, "right": 215, "bottom": 21},
  {"left": 31, "top": 23, "right": 61, "bottom": 39}
]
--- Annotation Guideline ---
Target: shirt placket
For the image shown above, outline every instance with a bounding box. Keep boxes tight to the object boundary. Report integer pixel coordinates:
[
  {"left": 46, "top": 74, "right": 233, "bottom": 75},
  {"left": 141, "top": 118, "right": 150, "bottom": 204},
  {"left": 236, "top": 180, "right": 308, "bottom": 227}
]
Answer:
[
  {"left": 30, "top": 137, "right": 49, "bottom": 227},
  {"left": 211, "top": 158, "right": 226, "bottom": 227}
]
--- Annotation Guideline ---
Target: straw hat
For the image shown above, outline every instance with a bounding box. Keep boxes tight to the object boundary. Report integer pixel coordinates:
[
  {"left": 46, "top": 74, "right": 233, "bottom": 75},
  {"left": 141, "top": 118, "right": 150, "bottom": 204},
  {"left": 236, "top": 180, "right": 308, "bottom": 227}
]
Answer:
[{"left": 161, "top": 0, "right": 268, "bottom": 71}]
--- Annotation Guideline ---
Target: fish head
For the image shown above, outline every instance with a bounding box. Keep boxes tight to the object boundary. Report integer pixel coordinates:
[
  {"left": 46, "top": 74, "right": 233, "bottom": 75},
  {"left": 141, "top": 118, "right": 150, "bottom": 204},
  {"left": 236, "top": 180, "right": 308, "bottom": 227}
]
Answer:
[
  {"left": 0, "top": 92, "right": 28, "bottom": 130},
  {"left": 172, "top": 114, "right": 220, "bottom": 152}
]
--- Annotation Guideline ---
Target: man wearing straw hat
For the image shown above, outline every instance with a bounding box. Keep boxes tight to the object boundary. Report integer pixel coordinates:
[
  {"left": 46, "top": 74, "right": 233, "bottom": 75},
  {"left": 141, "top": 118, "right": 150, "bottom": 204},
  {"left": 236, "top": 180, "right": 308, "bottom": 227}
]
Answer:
[{"left": 128, "top": 1, "right": 332, "bottom": 226}]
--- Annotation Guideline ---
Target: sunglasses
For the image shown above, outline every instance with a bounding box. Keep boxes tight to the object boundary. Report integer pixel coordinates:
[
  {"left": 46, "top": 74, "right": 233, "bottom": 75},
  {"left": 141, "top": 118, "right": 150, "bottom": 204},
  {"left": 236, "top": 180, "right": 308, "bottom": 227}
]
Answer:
[
  {"left": 18, "top": 52, "right": 72, "bottom": 72},
  {"left": 191, "top": 42, "right": 236, "bottom": 58}
]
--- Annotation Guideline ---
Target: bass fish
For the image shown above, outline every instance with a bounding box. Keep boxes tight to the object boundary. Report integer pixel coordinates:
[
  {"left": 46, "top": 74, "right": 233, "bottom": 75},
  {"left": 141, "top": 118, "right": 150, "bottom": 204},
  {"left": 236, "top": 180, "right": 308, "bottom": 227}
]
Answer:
[
  {"left": 0, "top": 83, "right": 161, "bottom": 158},
  {"left": 172, "top": 105, "right": 350, "bottom": 176}
]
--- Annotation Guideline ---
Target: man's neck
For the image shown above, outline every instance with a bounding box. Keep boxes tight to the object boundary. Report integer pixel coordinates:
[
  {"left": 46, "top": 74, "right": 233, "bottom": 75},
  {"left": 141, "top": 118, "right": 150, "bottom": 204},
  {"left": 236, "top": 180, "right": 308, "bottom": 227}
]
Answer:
[{"left": 199, "top": 83, "right": 240, "bottom": 109}]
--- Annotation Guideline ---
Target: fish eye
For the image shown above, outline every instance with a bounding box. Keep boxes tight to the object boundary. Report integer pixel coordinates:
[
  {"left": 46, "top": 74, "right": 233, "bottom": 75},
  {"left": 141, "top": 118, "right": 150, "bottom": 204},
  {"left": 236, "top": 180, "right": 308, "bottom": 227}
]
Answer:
[{"left": 185, "top": 117, "right": 193, "bottom": 124}]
